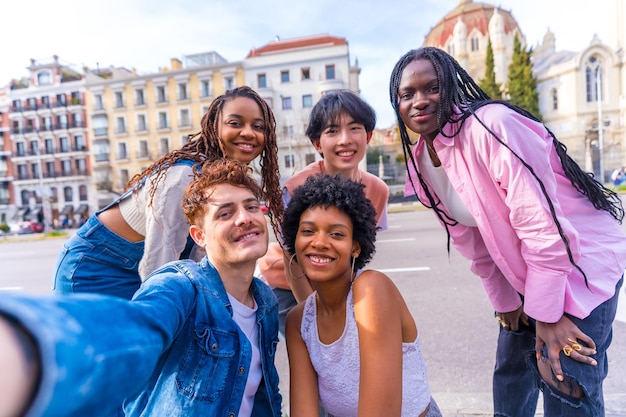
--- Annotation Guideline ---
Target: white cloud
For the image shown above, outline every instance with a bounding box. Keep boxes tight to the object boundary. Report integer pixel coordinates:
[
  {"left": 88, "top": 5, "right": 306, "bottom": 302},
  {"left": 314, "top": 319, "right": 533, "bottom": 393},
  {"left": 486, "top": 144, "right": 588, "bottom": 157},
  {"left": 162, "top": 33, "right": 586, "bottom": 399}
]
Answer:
[{"left": 1, "top": 0, "right": 613, "bottom": 128}]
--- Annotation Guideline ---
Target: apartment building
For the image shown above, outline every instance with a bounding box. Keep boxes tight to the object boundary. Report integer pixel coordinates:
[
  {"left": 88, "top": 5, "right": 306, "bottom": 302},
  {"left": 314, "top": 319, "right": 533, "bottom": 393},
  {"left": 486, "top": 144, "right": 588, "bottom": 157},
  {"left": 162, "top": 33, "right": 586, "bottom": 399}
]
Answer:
[
  {"left": 85, "top": 51, "right": 244, "bottom": 207},
  {"left": 244, "top": 34, "right": 362, "bottom": 181},
  {"left": 0, "top": 91, "right": 11, "bottom": 224},
  {"left": 7, "top": 56, "right": 90, "bottom": 228}
]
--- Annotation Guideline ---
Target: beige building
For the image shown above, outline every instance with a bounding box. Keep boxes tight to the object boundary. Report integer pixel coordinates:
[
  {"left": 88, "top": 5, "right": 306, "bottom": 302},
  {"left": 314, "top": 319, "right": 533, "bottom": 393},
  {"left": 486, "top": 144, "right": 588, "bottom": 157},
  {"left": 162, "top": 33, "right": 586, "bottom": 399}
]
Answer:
[
  {"left": 424, "top": 0, "right": 626, "bottom": 183},
  {"left": 85, "top": 52, "right": 244, "bottom": 206}
]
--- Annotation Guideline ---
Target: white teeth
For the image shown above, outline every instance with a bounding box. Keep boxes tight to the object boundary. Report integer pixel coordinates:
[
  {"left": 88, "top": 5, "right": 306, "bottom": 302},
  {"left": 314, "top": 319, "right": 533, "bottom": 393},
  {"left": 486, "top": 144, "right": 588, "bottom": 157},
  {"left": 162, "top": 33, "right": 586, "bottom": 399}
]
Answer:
[
  {"left": 309, "top": 255, "right": 331, "bottom": 264},
  {"left": 237, "top": 233, "right": 256, "bottom": 241},
  {"left": 337, "top": 151, "right": 353, "bottom": 157},
  {"left": 239, "top": 144, "right": 254, "bottom": 149}
]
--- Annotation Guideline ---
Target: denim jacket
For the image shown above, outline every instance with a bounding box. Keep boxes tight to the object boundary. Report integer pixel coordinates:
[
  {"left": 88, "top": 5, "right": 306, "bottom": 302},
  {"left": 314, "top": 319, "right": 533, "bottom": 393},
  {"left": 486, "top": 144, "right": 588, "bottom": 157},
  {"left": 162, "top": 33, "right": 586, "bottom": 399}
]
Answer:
[{"left": 2, "top": 257, "right": 282, "bottom": 417}]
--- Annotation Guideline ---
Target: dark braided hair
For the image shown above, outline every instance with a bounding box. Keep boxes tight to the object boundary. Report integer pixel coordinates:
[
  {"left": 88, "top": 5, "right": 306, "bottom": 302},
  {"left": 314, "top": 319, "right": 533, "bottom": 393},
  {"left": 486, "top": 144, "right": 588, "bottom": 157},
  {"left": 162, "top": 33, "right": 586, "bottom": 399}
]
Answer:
[
  {"left": 281, "top": 174, "right": 377, "bottom": 271},
  {"left": 389, "top": 47, "right": 624, "bottom": 285},
  {"left": 126, "top": 86, "right": 283, "bottom": 238}
]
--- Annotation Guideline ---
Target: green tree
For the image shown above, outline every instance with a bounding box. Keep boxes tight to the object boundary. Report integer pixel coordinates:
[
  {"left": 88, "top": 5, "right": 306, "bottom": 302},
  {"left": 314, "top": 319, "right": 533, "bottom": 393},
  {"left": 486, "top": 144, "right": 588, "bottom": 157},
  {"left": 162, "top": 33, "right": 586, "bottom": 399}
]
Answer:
[
  {"left": 479, "top": 38, "right": 501, "bottom": 99},
  {"left": 507, "top": 34, "right": 542, "bottom": 120}
]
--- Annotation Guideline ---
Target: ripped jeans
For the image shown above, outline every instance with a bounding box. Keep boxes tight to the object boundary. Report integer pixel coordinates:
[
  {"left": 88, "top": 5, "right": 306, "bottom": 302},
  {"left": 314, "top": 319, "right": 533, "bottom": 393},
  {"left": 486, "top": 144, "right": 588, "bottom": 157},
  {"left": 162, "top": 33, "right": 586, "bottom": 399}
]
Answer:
[{"left": 493, "top": 277, "right": 622, "bottom": 417}]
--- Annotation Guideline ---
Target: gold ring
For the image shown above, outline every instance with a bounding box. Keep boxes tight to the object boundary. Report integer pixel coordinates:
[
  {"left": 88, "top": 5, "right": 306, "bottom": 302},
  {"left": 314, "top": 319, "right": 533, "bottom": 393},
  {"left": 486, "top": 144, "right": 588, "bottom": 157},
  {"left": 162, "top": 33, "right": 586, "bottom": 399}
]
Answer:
[
  {"left": 563, "top": 345, "right": 573, "bottom": 356},
  {"left": 567, "top": 338, "right": 583, "bottom": 351}
]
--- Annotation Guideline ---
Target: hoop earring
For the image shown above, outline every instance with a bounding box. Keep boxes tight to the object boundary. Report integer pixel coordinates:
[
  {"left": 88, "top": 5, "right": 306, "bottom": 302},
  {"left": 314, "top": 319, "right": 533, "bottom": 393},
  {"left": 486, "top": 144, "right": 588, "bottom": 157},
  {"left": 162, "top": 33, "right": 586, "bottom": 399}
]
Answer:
[
  {"left": 351, "top": 255, "right": 357, "bottom": 281},
  {"left": 288, "top": 253, "right": 306, "bottom": 280}
]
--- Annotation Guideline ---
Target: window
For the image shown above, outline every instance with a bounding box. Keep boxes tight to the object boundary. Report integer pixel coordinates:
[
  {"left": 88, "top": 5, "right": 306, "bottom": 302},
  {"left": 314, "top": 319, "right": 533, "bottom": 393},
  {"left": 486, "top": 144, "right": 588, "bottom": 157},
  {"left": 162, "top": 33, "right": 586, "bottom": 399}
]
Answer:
[
  {"left": 137, "top": 114, "right": 147, "bottom": 131},
  {"left": 585, "top": 56, "right": 603, "bottom": 103},
  {"left": 79, "top": 185, "right": 88, "bottom": 201},
  {"left": 57, "top": 114, "right": 68, "bottom": 129},
  {"left": 282, "top": 125, "right": 294, "bottom": 136},
  {"left": 61, "top": 160, "right": 71, "bottom": 176},
  {"left": 284, "top": 154, "right": 295, "bottom": 169},
  {"left": 94, "top": 94, "right": 104, "bottom": 110},
  {"left": 156, "top": 85, "right": 167, "bottom": 103},
  {"left": 301, "top": 67, "right": 311, "bottom": 80},
  {"left": 45, "top": 138, "right": 54, "bottom": 154},
  {"left": 42, "top": 116, "right": 53, "bottom": 131},
  {"left": 201, "top": 80, "right": 211, "bottom": 97},
  {"left": 119, "top": 169, "right": 130, "bottom": 188},
  {"left": 551, "top": 88, "right": 558, "bottom": 110},
  {"left": 138, "top": 140, "right": 149, "bottom": 158},
  {"left": 181, "top": 134, "right": 190, "bottom": 146},
  {"left": 258, "top": 73, "right": 267, "bottom": 88},
  {"left": 158, "top": 112, "right": 169, "bottom": 129},
  {"left": 26, "top": 97, "right": 37, "bottom": 110},
  {"left": 179, "top": 109, "right": 191, "bottom": 127},
  {"left": 305, "top": 153, "right": 316, "bottom": 165},
  {"left": 224, "top": 77, "right": 234, "bottom": 90},
  {"left": 282, "top": 96, "right": 292, "bottom": 110},
  {"left": 75, "top": 158, "right": 86, "bottom": 175},
  {"left": 117, "top": 142, "right": 128, "bottom": 160},
  {"left": 16, "top": 142, "right": 26, "bottom": 157},
  {"left": 264, "top": 97, "right": 273, "bottom": 108},
  {"left": 72, "top": 112, "right": 83, "bottom": 128},
  {"left": 64, "top": 186, "right": 73, "bottom": 202},
  {"left": 30, "top": 141, "right": 39, "bottom": 155},
  {"left": 281, "top": 70, "right": 290, "bottom": 83},
  {"left": 37, "top": 71, "right": 51, "bottom": 85},
  {"left": 46, "top": 161, "right": 55, "bottom": 177},
  {"left": 325, "top": 65, "right": 335, "bottom": 80},
  {"left": 74, "top": 135, "right": 85, "bottom": 151},
  {"left": 178, "top": 83, "right": 188, "bottom": 100},
  {"left": 31, "top": 162, "right": 40, "bottom": 179},
  {"left": 159, "top": 137, "right": 170, "bottom": 156},
  {"left": 302, "top": 94, "right": 313, "bottom": 108},
  {"left": 41, "top": 96, "right": 50, "bottom": 108},
  {"left": 114, "top": 91, "right": 124, "bottom": 108},
  {"left": 471, "top": 36, "right": 479, "bottom": 52},
  {"left": 115, "top": 117, "right": 126, "bottom": 134},
  {"left": 135, "top": 89, "right": 145, "bottom": 106},
  {"left": 17, "top": 164, "right": 28, "bottom": 180},
  {"left": 59, "top": 137, "right": 70, "bottom": 153}
]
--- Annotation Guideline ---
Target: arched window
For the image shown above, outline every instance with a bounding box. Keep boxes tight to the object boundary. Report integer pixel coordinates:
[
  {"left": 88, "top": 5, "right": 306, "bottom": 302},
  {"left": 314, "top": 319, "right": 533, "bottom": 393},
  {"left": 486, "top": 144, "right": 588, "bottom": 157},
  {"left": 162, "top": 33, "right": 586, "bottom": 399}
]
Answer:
[
  {"left": 585, "top": 56, "right": 603, "bottom": 103},
  {"left": 64, "top": 186, "right": 73, "bottom": 203},
  {"left": 551, "top": 88, "right": 558, "bottom": 110},
  {"left": 79, "top": 185, "right": 88, "bottom": 201},
  {"left": 471, "top": 35, "right": 480, "bottom": 51}
]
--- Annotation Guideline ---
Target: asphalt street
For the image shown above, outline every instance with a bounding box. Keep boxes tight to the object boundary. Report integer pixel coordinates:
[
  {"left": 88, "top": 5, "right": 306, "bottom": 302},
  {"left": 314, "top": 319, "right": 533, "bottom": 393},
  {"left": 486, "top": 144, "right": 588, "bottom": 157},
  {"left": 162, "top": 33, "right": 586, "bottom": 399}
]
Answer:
[{"left": 1, "top": 207, "right": 625, "bottom": 416}]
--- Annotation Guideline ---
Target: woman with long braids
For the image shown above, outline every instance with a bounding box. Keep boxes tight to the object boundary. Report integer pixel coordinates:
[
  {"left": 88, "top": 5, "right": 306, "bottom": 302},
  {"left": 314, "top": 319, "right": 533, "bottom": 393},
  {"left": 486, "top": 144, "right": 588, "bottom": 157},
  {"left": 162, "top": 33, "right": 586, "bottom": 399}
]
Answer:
[
  {"left": 53, "top": 86, "right": 283, "bottom": 300},
  {"left": 389, "top": 47, "right": 626, "bottom": 417}
]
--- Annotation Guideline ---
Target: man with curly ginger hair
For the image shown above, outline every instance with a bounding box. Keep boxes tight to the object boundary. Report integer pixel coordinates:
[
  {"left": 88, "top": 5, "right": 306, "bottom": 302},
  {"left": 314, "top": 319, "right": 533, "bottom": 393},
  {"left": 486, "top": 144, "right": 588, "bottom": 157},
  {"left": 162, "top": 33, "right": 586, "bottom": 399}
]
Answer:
[{"left": 0, "top": 159, "right": 282, "bottom": 417}]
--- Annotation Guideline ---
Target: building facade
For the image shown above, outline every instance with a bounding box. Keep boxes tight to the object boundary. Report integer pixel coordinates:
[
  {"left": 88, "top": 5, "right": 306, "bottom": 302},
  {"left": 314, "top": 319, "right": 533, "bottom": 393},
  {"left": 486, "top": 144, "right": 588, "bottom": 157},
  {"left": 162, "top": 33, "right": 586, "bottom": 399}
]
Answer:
[
  {"left": 7, "top": 56, "right": 91, "bottom": 228},
  {"left": 244, "top": 34, "right": 362, "bottom": 181},
  {"left": 423, "top": 0, "right": 626, "bottom": 183},
  {"left": 84, "top": 52, "right": 244, "bottom": 207}
]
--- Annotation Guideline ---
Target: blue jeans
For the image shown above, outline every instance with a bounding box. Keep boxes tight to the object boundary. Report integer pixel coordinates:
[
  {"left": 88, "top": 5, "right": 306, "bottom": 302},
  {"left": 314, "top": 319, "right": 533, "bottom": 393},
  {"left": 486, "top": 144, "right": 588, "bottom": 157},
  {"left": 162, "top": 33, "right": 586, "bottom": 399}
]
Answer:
[
  {"left": 52, "top": 213, "right": 144, "bottom": 299},
  {"left": 494, "top": 277, "right": 623, "bottom": 417}
]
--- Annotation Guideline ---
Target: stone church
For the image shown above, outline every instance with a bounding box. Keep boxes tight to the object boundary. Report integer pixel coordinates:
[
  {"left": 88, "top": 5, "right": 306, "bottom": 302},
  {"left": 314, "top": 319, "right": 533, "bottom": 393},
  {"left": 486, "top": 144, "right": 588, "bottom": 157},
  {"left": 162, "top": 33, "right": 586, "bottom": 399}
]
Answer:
[{"left": 423, "top": 0, "right": 625, "bottom": 183}]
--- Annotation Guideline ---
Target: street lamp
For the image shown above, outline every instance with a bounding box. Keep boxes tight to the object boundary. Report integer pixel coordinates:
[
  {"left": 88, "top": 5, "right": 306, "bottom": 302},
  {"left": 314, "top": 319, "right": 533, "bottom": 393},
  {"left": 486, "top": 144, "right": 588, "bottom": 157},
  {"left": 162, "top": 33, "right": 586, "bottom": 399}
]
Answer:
[
  {"left": 34, "top": 142, "right": 51, "bottom": 232},
  {"left": 596, "top": 66, "right": 605, "bottom": 183}
]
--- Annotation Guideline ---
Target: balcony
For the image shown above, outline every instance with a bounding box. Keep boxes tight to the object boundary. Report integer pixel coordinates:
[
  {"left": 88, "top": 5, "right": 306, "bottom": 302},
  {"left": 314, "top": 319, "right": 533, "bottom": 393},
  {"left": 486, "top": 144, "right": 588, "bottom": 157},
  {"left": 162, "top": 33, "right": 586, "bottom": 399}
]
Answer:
[
  {"left": 93, "top": 127, "right": 108, "bottom": 137},
  {"left": 94, "top": 153, "right": 110, "bottom": 162}
]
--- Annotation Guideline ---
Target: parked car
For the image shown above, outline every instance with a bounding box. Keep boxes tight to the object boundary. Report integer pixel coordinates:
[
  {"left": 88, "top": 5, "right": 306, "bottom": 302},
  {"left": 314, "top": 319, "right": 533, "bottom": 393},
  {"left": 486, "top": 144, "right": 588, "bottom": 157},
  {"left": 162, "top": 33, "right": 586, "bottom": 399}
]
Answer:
[{"left": 12, "top": 221, "right": 45, "bottom": 234}]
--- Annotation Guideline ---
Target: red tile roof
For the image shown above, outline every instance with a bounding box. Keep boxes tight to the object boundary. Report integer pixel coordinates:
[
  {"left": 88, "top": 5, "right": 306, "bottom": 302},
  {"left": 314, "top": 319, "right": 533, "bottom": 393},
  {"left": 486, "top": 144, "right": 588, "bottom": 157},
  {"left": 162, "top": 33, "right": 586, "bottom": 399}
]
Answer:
[
  {"left": 424, "top": 1, "right": 520, "bottom": 47},
  {"left": 247, "top": 34, "right": 347, "bottom": 58}
]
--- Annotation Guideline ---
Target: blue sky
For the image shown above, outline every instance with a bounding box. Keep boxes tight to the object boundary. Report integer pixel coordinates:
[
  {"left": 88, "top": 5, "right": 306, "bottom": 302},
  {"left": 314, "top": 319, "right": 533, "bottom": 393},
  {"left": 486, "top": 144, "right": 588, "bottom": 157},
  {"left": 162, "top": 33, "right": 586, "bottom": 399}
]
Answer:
[{"left": 2, "top": 0, "right": 612, "bottom": 128}]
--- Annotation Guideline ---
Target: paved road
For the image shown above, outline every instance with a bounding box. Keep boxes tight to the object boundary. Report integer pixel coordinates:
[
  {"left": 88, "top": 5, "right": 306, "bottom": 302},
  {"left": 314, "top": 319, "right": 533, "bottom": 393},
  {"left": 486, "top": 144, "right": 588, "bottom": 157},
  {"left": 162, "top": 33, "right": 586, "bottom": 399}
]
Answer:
[{"left": 1, "top": 210, "right": 625, "bottom": 416}]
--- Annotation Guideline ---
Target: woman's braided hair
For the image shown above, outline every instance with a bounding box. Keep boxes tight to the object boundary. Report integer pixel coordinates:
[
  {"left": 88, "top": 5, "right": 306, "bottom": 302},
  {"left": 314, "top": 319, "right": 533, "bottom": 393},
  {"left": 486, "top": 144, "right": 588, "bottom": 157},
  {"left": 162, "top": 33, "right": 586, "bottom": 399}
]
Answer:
[
  {"left": 125, "top": 85, "right": 283, "bottom": 237},
  {"left": 389, "top": 47, "right": 624, "bottom": 285}
]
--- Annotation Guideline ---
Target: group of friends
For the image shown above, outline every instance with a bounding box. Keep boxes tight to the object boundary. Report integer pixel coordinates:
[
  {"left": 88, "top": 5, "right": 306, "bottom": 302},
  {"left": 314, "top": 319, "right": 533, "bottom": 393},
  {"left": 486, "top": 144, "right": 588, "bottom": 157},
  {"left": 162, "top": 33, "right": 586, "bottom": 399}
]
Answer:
[{"left": 0, "top": 46, "right": 624, "bottom": 417}]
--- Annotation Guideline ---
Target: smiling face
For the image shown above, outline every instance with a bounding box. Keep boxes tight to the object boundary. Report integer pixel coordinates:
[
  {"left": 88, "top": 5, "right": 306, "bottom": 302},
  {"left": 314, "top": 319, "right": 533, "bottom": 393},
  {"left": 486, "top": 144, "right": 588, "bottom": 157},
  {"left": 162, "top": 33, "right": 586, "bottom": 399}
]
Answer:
[
  {"left": 312, "top": 112, "right": 371, "bottom": 177},
  {"left": 295, "top": 205, "right": 360, "bottom": 284},
  {"left": 397, "top": 59, "right": 441, "bottom": 142},
  {"left": 190, "top": 183, "right": 268, "bottom": 268},
  {"left": 218, "top": 96, "right": 266, "bottom": 164}
]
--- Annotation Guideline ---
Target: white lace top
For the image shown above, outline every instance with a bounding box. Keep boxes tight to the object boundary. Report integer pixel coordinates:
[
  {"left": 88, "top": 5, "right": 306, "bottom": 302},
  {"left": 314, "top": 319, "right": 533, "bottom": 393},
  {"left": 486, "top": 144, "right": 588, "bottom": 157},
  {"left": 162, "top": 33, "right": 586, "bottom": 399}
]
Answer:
[{"left": 301, "top": 288, "right": 432, "bottom": 417}]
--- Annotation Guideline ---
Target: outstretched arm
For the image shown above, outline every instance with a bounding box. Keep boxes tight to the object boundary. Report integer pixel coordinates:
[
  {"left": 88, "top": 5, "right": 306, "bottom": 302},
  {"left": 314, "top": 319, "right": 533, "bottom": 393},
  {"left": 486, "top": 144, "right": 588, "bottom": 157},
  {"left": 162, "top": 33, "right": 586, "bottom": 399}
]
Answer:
[
  {"left": 0, "top": 316, "right": 40, "bottom": 417},
  {"left": 353, "top": 271, "right": 408, "bottom": 417}
]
